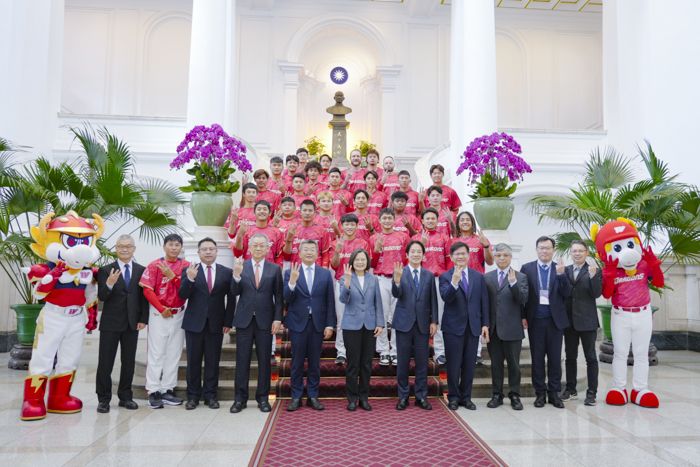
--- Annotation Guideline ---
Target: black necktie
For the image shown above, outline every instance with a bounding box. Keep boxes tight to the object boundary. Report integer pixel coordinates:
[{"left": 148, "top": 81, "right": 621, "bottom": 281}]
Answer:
[{"left": 413, "top": 269, "right": 419, "bottom": 298}]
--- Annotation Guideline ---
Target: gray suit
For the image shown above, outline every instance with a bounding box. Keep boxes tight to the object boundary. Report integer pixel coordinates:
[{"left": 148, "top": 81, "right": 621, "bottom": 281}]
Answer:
[
  {"left": 563, "top": 263, "right": 602, "bottom": 396},
  {"left": 484, "top": 268, "right": 528, "bottom": 397}
]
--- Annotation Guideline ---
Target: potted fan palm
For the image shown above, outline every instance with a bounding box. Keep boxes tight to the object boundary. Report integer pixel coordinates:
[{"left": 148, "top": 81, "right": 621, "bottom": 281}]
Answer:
[
  {"left": 457, "top": 132, "right": 532, "bottom": 230},
  {"left": 530, "top": 143, "right": 700, "bottom": 361},
  {"left": 171, "top": 124, "right": 252, "bottom": 226}
]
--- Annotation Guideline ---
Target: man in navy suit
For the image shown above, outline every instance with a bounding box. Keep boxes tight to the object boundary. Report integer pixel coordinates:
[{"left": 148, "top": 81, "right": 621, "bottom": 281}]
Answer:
[
  {"left": 283, "top": 240, "right": 336, "bottom": 411},
  {"left": 179, "top": 238, "right": 235, "bottom": 410},
  {"left": 392, "top": 240, "right": 438, "bottom": 411},
  {"left": 521, "top": 236, "right": 571, "bottom": 409},
  {"left": 439, "top": 241, "right": 490, "bottom": 411},
  {"left": 230, "top": 233, "right": 283, "bottom": 413}
]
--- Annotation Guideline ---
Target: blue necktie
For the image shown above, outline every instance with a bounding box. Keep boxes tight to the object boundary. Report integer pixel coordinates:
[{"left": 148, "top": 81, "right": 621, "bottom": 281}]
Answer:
[
  {"left": 413, "top": 269, "right": 420, "bottom": 298},
  {"left": 123, "top": 264, "right": 131, "bottom": 287},
  {"left": 460, "top": 270, "right": 469, "bottom": 296},
  {"left": 539, "top": 264, "right": 549, "bottom": 291}
]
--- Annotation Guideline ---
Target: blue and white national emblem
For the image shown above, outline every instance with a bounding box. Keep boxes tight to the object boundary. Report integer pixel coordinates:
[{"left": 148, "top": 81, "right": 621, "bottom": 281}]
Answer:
[{"left": 330, "top": 66, "right": 349, "bottom": 85}]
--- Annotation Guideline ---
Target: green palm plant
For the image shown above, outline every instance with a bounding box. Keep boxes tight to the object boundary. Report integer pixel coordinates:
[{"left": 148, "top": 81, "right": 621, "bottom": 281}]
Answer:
[
  {"left": 0, "top": 126, "right": 186, "bottom": 304},
  {"left": 529, "top": 143, "right": 700, "bottom": 278}
]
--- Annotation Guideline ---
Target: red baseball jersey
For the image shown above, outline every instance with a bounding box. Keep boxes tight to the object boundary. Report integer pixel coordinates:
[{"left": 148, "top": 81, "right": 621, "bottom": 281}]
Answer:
[
  {"left": 402, "top": 189, "right": 421, "bottom": 217},
  {"left": 381, "top": 173, "right": 401, "bottom": 196},
  {"left": 451, "top": 235, "right": 487, "bottom": 274},
  {"left": 225, "top": 207, "right": 256, "bottom": 238},
  {"left": 331, "top": 237, "right": 370, "bottom": 280},
  {"left": 367, "top": 190, "right": 388, "bottom": 216},
  {"left": 286, "top": 224, "right": 332, "bottom": 267},
  {"left": 392, "top": 213, "right": 422, "bottom": 237},
  {"left": 370, "top": 231, "right": 410, "bottom": 276},
  {"left": 412, "top": 230, "right": 450, "bottom": 276},
  {"left": 140, "top": 258, "right": 189, "bottom": 310},
  {"left": 328, "top": 188, "right": 354, "bottom": 220},
  {"left": 256, "top": 189, "right": 281, "bottom": 214},
  {"left": 349, "top": 211, "right": 379, "bottom": 243},
  {"left": 610, "top": 261, "right": 652, "bottom": 308}
]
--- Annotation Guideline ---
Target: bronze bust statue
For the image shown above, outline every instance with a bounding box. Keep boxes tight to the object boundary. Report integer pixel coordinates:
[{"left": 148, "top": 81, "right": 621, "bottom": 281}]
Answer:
[{"left": 326, "top": 91, "right": 352, "bottom": 125}]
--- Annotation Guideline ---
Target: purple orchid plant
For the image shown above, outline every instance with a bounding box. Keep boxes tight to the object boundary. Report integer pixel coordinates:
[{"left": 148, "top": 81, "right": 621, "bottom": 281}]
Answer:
[{"left": 171, "top": 124, "right": 252, "bottom": 194}]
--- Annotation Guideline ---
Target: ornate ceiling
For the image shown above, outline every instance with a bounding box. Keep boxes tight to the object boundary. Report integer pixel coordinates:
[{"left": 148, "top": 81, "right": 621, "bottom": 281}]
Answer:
[{"left": 370, "top": 0, "right": 603, "bottom": 13}]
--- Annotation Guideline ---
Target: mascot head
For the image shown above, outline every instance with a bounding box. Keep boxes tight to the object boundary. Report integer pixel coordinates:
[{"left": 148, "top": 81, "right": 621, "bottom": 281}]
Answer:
[
  {"left": 590, "top": 217, "right": 642, "bottom": 274},
  {"left": 30, "top": 211, "right": 104, "bottom": 270}
]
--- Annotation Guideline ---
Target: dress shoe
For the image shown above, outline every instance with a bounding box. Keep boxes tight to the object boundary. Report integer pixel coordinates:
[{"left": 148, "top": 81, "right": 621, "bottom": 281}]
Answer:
[
  {"left": 435, "top": 355, "right": 447, "bottom": 365},
  {"left": 287, "top": 398, "right": 301, "bottom": 411},
  {"left": 206, "top": 399, "right": 220, "bottom": 409},
  {"left": 229, "top": 401, "right": 246, "bottom": 413},
  {"left": 461, "top": 399, "right": 476, "bottom": 410},
  {"left": 258, "top": 400, "right": 272, "bottom": 412},
  {"left": 415, "top": 399, "right": 432, "bottom": 410},
  {"left": 96, "top": 401, "right": 110, "bottom": 413},
  {"left": 306, "top": 398, "right": 324, "bottom": 410},
  {"left": 396, "top": 398, "right": 409, "bottom": 410},
  {"left": 487, "top": 395, "right": 504, "bottom": 408},
  {"left": 347, "top": 400, "right": 357, "bottom": 411},
  {"left": 510, "top": 395, "right": 524, "bottom": 411},
  {"left": 118, "top": 400, "right": 138, "bottom": 410},
  {"left": 447, "top": 400, "right": 459, "bottom": 411},
  {"left": 534, "top": 394, "right": 546, "bottom": 408},
  {"left": 549, "top": 396, "right": 565, "bottom": 409},
  {"left": 335, "top": 355, "right": 347, "bottom": 365},
  {"left": 359, "top": 399, "right": 372, "bottom": 411},
  {"left": 185, "top": 399, "right": 198, "bottom": 410}
]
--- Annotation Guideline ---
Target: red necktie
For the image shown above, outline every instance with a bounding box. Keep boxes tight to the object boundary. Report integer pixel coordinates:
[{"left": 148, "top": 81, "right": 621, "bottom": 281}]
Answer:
[{"left": 207, "top": 265, "right": 213, "bottom": 293}]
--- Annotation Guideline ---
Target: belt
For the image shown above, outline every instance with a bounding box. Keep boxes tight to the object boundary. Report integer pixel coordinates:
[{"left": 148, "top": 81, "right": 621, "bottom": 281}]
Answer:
[
  {"left": 167, "top": 306, "right": 185, "bottom": 315},
  {"left": 613, "top": 305, "right": 649, "bottom": 313}
]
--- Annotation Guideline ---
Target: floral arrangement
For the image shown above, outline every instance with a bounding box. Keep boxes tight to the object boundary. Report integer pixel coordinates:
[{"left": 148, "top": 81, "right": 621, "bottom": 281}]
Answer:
[
  {"left": 457, "top": 132, "right": 532, "bottom": 199},
  {"left": 171, "top": 124, "right": 252, "bottom": 193},
  {"left": 304, "top": 136, "right": 326, "bottom": 158}
]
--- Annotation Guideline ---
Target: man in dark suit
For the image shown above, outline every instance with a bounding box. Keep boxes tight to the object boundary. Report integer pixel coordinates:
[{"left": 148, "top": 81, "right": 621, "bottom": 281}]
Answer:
[
  {"left": 484, "top": 243, "right": 528, "bottom": 411},
  {"left": 392, "top": 240, "right": 439, "bottom": 411},
  {"left": 230, "top": 233, "right": 283, "bottom": 413},
  {"left": 562, "top": 239, "right": 602, "bottom": 406},
  {"left": 283, "top": 240, "right": 336, "bottom": 412},
  {"left": 439, "top": 241, "right": 490, "bottom": 411},
  {"left": 179, "top": 237, "right": 235, "bottom": 410},
  {"left": 521, "top": 236, "right": 571, "bottom": 408},
  {"left": 95, "top": 234, "right": 148, "bottom": 413}
]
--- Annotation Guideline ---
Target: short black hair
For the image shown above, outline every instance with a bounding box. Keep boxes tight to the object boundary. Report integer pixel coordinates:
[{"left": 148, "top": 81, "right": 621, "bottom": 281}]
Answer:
[
  {"left": 254, "top": 200, "right": 271, "bottom": 211},
  {"left": 391, "top": 191, "right": 409, "bottom": 201},
  {"left": 379, "top": 208, "right": 395, "bottom": 218},
  {"left": 242, "top": 182, "right": 258, "bottom": 193},
  {"left": 364, "top": 170, "right": 378, "bottom": 181},
  {"left": 406, "top": 240, "right": 425, "bottom": 254},
  {"left": 300, "top": 199, "right": 316, "bottom": 210},
  {"left": 329, "top": 167, "right": 342, "bottom": 175},
  {"left": 296, "top": 147, "right": 309, "bottom": 155},
  {"left": 270, "top": 156, "right": 283, "bottom": 164},
  {"left": 421, "top": 207, "right": 439, "bottom": 220},
  {"left": 450, "top": 241, "right": 468, "bottom": 255},
  {"left": 285, "top": 154, "right": 299, "bottom": 163},
  {"left": 536, "top": 236, "right": 556, "bottom": 248},
  {"left": 426, "top": 185, "right": 443, "bottom": 196},
  {"left": 280, "top": 196, "right": 295, "bottom": 205},
  {"left": 305, "top": 161, "right": 322, "bottom": 173},
  {"left": 319, "top": 154, "right": 332, "bottom": 162},
  {"left": 353, "top": 189, "right": 369, "bottom": 200},
  {"left": 163, "top": 233, "right": 183, "bottom": 246},
  {"left": 198, "top": 237, "right": 217, "bottom": 248},
  {"left": 340, "top": 213, "right": 359, "bottom": 224},
  {"left": 398, "top": 170, "right": 411, "bottom": 177},
  {"left": 292, "top": 173, "right": 306, "bottom": 181},
  {"left": 430, "top": 164, "right": 445, "bottom": 175},
  {"left": 570, "top": 239, "right": 587, "bottom": 249}
]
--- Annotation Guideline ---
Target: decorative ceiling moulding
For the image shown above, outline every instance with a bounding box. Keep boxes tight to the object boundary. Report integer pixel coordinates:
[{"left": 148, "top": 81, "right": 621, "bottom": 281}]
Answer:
[{"left": 496, "top": 0, "right": 602, "bottom": 13}]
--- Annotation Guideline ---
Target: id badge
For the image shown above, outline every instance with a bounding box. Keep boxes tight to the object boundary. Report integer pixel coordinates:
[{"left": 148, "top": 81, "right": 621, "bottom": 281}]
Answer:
[{"left": 539, "top": 289, "right": 550, "bottom": 305}]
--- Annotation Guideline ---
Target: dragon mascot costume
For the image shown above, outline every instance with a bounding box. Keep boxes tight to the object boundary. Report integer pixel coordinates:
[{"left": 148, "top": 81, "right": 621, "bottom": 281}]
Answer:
[
  {"left": 20, "top": 211, "right": 103, "bottom": 421},
  {"left": 591, "top": 218, "right": 664, "bottom": 408}
]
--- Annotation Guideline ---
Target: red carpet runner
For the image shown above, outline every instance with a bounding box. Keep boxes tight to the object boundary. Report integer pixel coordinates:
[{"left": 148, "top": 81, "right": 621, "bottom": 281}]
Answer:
[{"left": 249, "top": 399, "right": 506, "bottom": 466}]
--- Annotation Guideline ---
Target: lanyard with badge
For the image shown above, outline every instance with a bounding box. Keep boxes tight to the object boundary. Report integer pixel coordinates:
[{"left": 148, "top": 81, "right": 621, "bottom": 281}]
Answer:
[{"left": 538, "top": 265, "right": 550, "bottom": 305}]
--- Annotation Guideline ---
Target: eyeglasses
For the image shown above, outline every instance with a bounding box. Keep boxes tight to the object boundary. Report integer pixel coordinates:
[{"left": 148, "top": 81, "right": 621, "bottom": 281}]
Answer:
[{"left": 116, "top": 245, "right": 135, "bottom": 250}]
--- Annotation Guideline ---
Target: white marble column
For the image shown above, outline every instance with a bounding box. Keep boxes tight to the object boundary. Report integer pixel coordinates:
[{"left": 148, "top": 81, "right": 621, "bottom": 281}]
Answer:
[
  {"left": 278, "top": 61, "right": 304, "bottom": 152},
  {"left": 186, "top": 0, "right": 237, "bottom": 131},
  {"left": 376, "top": 66, "right": 402, "bottom": 158},
  {"left": 447, "top": 0, "right": 498, "bottom": 200},
  {"left": 0, "top": 0, "right": 64, "bottom": 160}
]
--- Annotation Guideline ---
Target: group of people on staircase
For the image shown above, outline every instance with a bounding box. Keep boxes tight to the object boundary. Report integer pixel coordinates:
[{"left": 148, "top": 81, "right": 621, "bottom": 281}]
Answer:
[{"left": 85, "top": 148, "right": 604, "bottom": 416}]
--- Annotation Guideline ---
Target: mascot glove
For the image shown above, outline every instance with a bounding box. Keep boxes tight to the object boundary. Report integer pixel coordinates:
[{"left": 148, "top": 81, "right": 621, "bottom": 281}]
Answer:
[
  {"left": 27, "top": 264, "right": 51, "bottom": 282},
  {"left": 642, "top": 246, "right": 662, "bottom": 269}
]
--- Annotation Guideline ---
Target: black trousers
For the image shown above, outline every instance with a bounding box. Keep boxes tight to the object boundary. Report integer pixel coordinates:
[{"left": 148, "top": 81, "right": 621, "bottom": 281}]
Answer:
[
  {"left": 487, "top": 328, "right": 522, "bottom": 397},
  {"left": 185, "top": 322, "right": 224, "bottom": 401},
  {"left": 396, "top": 323, "right": 430, "bottom": 400},
  {"left": 343, "top": 327, "right": 376, "bottom": 401},
  {"left": 443, "top": 331, "right": 479, "bottom": 403},
  {"left": 564, "top": 328, "right": 598, "bottom": 394},
  {"left": 95, "top": 328, "right": 139, "bottom": 403},
  {"left": 235, "top": 316, "right": 273, "bottom": 403},
  {"left": 528, "top": 317, "right": 563, "bottom": 396}
]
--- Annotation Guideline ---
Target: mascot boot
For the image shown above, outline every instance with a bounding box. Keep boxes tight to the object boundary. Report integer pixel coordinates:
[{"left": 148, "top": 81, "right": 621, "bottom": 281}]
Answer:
[
  {"left": 20, "top": 375, "right": 48, "bottom": 421},
  {"left": 47, "top": 371, "right": 83, "bottom": 414}
]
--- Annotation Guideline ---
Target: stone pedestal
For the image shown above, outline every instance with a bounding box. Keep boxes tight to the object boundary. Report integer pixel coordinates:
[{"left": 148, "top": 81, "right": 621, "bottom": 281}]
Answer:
[
  {"left": 8, "top": 344, "right": 33, "bottom": 370},
  {"left": 598, "top": 341, "right": 659, "bottom": 366},
  {"left": 330, "top": 123, "right": 349, "bottom": 166}
]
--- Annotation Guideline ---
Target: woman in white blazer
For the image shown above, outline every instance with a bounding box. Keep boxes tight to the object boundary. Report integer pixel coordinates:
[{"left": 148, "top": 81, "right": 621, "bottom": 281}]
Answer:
[{"left": 339, "top": 249, "right": 385, "bottom": 411}]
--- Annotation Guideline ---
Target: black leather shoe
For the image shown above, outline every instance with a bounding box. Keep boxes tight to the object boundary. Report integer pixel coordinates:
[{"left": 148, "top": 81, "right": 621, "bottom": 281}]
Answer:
[
  {"left": 415, "top": 399, "right": 432, "bottom": 410},
  {"left": 359, "top": 399, "right": 372, "bottom": 411},
  {"left": 306, "top": 398, "right": 324, "bottom": 410},
  {"left": 462, "top": 399, "right": 476, "bottom": 410},
  {"left": 206, "top": 399, "right": 220, "bottom": 409},
  {"left": 396, "top": 398, "right": 409, "bottom": 410},
  {"left": 258, "top": 400, "right": 272, "bottom": 412},
  {"left": 549, "top": 396, "right": 565, "bottom": 409},
  {"left": 229, "top": 401, "right": 246, "bottom": 413},
  {"left": 487, "top": 395, "right": 504, "bottom": 408},
  {"left": 287, "top": 398, "right": 301, "bottom": 411},
  {"left": 534, "top": 394, "right": 546, "bottom": 408},
  {"left": 118, "top": 399, "right": 138, "bottom": 410},
  {"left": 185, "top": 399, "right": 198, "bottom": 410},
  {"left": 510, "top": 395, "right": 524, "bottom": 411},
  {"left": 347, "top": 400, "right": 357, "bottom": 411},
  {"left": 447, "top": 400, "right": 459, "bottom": 411},
  {"left": 97, "top": 401, "right": 110, "bottom": 413}
]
